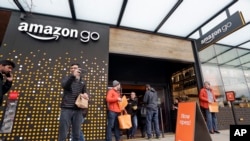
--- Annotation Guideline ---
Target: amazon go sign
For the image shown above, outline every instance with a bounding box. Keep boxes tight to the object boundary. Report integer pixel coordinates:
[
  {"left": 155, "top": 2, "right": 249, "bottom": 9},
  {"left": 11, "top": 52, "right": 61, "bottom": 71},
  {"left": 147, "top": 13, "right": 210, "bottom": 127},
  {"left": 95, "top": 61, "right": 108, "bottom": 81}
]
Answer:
[{"left": 18, "top": 22, "right": 100, "bottom": 43}]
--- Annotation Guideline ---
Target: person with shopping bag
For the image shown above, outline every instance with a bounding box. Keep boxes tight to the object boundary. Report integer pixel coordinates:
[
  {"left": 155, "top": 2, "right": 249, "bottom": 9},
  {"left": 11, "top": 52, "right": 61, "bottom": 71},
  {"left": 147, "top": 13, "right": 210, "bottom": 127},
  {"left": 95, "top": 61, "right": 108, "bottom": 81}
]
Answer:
[
  {"left": 106, "top": 80, "right": 122, "bottom": 141},
  {"left": 199, "top": 81, "right": 220, "bottom": 134}
]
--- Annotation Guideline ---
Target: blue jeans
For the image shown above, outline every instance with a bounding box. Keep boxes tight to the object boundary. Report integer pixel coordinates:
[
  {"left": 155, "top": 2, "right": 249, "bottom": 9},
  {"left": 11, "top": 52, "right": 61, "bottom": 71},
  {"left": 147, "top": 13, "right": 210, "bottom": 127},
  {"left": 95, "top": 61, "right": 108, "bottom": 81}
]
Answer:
[
  {"left": 146, "top": 109, "right": 160, "bottom": 138},
  {"left": 58, "top": 108, "right": 82, "bottom": 141},
  {"left": 127, "top": 115, "right": 138, "bottom": 137},
  {"left": 71, "top": 117, "right": 85, "bottom": 141},
  {"left": 106, "top": 111, "right": 120, "bottom": 141},
  {"left": 204, "top": 108, "right": 218, "bottom": 132}
]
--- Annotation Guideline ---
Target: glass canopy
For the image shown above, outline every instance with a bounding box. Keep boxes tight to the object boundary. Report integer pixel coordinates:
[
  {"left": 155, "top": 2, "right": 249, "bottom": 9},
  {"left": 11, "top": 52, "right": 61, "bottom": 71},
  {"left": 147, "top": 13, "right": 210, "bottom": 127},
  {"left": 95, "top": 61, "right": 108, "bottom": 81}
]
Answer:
[{"left": 0, "top": 0, "right": 250, "bottom": 49}]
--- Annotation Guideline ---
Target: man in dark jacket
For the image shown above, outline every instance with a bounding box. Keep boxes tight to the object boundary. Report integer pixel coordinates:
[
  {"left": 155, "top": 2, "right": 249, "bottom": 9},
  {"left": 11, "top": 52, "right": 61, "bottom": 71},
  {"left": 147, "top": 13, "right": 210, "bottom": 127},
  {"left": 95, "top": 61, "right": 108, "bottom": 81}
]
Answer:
[
  {"left": 0, "top": 60, "right": 15, "bottom": 106},
  {"left": 58, "top": 63, "right": 89, "bottom": 141},
  {"left": 143, "top": 84, "right": 160, "bottom": 139}
]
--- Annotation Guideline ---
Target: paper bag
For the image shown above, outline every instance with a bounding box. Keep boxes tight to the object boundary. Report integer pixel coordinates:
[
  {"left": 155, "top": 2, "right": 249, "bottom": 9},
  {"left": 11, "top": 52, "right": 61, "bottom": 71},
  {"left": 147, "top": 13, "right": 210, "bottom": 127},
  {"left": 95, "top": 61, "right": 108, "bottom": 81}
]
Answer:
[
  {"left": 118, "top": 95, "right": 128, "bottom": 111},
  {"left": 75, "top": 94, "right": 88, "bottom": 108},
  {"left": 118, "top": 110, "right": 132, "bottom": 129},
  {"left": 208, "top": 102, "right": 219, "bottom": 113}
]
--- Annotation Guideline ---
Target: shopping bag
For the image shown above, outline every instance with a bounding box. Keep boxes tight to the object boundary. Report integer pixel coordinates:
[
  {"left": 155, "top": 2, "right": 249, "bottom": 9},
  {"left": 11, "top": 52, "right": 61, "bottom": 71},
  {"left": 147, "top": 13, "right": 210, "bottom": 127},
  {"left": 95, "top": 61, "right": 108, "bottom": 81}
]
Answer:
[
  {"left": 118, "top": 95, "right": 128, "bottom": 111},
  {"left": 118, "top": 110, "right": 132, "bottom": 129},
  {"left": 208, "top": 102, "right": 219, "bottom": 113},
  {"left": 75, "top": 94, "right": 88, "bottom": 108}
]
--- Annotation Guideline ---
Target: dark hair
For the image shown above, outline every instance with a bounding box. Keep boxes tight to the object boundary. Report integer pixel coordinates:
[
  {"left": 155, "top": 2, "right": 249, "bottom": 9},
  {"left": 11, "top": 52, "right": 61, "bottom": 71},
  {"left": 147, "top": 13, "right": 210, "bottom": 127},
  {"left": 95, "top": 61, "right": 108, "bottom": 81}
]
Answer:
[
  {"left": 0, "top": 60, "right": 15, "bottom": 68},
  {"left": 70, "top": 63, "right": 81, "bottom": 68}
]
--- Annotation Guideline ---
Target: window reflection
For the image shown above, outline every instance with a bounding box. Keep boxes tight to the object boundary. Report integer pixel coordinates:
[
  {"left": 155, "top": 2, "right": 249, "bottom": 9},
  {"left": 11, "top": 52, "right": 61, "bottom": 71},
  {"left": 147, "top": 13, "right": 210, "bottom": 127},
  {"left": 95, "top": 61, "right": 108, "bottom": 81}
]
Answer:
[{"left": 199, "top": 44, "right": 250, "bottom": 107}]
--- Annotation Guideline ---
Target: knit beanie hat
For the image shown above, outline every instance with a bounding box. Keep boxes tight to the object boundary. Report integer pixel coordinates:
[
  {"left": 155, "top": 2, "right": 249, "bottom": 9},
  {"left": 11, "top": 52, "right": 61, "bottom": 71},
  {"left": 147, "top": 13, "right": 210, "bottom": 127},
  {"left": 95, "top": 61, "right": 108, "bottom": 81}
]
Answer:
[{"left": 113, "top": 80, "right": 120, "bottom": 87}]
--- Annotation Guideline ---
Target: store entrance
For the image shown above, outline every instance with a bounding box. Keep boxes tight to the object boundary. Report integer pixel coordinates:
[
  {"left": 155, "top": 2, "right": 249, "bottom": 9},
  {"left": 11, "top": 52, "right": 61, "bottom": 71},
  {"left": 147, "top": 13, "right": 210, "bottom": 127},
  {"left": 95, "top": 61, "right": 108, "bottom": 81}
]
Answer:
[{"left": 108, "top": 53, "right": 193, "bottom": 136}]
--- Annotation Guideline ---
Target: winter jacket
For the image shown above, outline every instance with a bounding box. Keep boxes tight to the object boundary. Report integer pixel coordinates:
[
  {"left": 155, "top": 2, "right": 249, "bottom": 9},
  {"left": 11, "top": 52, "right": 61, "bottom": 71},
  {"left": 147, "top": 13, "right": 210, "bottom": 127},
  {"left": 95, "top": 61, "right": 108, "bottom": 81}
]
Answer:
[
  {"left": 199, "top": 88, "right": 216, "bottom": 109},
  {"left": 60, "top": 75, "right": 86, "bottom": 109},
  {"left": 143, "top": 88, "right": 158, "bottom": 111},
  {"left": 125, "top": 98, "right": 138, "bottom": 116},
  {"left": 106, "top": 88, "right": 121, "bottom": 113}
]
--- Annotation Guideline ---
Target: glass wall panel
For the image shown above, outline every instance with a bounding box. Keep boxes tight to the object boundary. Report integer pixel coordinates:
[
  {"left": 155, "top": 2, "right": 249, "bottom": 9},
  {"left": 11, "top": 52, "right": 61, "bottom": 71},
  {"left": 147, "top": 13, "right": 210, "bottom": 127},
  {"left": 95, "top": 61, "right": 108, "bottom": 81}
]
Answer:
[
  {"left": 201, "top": 64, "right": 225, "bottom": 97},
  {"left": 216, "top": 49, "right": 238, "bottom": 64},
  {"left": 220, "top": 67, "right": 248, "bottom": 98},
  {"left": 199, "top": 45, "right": 250, "bottom": 106}
]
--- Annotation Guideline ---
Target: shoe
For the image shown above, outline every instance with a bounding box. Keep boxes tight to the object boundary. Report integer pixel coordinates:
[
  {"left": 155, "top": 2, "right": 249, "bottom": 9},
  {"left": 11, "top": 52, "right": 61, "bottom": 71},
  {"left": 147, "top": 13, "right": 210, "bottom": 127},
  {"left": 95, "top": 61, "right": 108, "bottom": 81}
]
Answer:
[
  {"left": 214, "top": 131, "right": 220, "bottom": 134},
  {"left": 156, "top": 136, "right": 160, "bottom": 139},
  {"left": 147, "top": 137, "right": 152, "bottom": 140},
  {"left": 209, "top": 131, "right": 214, "bottom": 134}
]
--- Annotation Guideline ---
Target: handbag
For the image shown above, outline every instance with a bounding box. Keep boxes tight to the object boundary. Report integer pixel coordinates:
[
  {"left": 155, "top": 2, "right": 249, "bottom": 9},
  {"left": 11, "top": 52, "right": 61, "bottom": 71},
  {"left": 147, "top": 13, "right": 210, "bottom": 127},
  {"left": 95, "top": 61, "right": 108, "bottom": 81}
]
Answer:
[
  {"left": 140, "top": 106, "right": 147, "bottom": 117},
  {"left": 118, "top": 110, "right": 132, "bottom": 129},
  {"left": 208, "top": 102, "right": 219, "bottom": 113},
  {"left": 75, "top": 94, "right": 88, "bottom": 109}
]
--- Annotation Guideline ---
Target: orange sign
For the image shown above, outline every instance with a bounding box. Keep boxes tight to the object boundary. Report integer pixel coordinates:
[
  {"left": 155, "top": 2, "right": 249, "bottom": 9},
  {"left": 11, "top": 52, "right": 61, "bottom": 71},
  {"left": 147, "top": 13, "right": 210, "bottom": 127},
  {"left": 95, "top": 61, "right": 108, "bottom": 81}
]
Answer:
[
  {"left": 175, "top": 102, "right": 196, "bottom": 141},
  {"left": 226, "top": 91, "right": 235, "bottom": 101}
]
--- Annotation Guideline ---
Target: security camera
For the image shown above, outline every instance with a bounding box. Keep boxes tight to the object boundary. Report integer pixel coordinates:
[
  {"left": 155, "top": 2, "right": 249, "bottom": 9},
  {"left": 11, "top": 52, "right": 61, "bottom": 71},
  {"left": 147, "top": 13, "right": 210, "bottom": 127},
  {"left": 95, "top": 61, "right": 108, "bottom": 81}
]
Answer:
[{"left": 20, "top": 13, "right": 26, "bottom": 20}]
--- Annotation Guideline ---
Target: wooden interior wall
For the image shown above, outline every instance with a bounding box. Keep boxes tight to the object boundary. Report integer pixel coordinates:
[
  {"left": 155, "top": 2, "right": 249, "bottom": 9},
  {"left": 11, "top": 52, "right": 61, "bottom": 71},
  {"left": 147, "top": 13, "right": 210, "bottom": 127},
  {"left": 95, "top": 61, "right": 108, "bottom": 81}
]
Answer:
[{"left": 109, "top": 28, "right": 194, "bottom": 62}]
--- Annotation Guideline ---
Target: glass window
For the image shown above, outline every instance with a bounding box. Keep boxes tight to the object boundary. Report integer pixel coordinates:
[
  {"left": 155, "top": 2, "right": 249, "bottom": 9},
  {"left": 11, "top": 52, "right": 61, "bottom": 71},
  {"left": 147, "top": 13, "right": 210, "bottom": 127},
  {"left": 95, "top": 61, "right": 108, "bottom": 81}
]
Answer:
[{"left": 199, "top": 45, "right": 250, "bottom": 106}]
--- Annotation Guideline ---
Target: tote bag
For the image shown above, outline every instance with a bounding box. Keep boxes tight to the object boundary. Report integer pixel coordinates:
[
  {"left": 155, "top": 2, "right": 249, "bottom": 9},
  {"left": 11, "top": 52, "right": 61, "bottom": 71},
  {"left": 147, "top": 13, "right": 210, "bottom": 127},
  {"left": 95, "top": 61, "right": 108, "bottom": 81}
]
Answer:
[
  {"left": 75, "top": 94, "right": 88, "bottom": 109},
  {"left": 118, "top": 110, "right": 132, "bottom": 129}
]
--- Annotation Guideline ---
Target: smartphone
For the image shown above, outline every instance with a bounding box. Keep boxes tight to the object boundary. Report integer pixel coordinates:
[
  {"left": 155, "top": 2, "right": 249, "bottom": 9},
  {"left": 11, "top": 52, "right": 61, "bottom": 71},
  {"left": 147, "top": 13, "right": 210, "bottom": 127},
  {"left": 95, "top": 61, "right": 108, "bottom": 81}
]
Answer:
[{"left": 5, "top": 73, "right": 11, "bottom": 77}]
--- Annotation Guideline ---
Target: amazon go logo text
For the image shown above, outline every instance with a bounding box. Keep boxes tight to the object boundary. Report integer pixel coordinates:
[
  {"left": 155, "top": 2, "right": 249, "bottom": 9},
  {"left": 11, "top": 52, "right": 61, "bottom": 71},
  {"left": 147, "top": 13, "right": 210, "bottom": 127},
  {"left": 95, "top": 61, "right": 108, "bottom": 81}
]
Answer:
[{"left": 18, "top": 22, "right": 100, "bottom": 43}]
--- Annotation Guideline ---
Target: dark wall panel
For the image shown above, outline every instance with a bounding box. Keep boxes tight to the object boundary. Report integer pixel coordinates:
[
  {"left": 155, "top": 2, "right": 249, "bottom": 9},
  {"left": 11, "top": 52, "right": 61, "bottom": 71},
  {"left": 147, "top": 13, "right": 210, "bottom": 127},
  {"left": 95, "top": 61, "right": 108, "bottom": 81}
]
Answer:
[{"left": 0, "top": 12, "right": 109, "bottom": 141}]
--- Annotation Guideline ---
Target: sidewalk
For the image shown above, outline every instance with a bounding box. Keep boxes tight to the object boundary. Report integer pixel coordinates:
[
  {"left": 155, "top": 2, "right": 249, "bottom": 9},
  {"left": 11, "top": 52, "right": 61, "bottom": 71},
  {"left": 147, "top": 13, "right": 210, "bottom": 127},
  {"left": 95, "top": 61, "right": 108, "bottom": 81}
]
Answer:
[{"left": 119, "top": 130, "right": 230, "bottom": 141}]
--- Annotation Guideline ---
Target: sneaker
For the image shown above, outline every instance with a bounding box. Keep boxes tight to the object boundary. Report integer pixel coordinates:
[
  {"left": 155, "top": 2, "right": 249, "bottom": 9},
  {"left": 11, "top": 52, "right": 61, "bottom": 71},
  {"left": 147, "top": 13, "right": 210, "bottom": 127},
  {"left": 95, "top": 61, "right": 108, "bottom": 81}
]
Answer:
[
  {"left": 156, "top": 136, "right": 160, "bottom": 139},
  {"left": 147, "top": 137, "right": 152, "bottom": 140},
  {"left": 214, "top": 131, "right": 220, "bottom": 134},
  {"left": 209, "top": 131, "right": 214, "bottom": 134}
]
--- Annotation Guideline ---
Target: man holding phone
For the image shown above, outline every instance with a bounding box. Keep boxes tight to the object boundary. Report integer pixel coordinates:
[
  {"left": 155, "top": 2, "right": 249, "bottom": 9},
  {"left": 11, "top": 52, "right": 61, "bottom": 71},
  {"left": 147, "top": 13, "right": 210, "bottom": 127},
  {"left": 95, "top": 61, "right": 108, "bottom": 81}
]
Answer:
[
  {"left": 58, "top": 63, "right": 89, "bottom": 141},
  {"left": 0, "top": 60, "right": 16, "bottom": 106}
]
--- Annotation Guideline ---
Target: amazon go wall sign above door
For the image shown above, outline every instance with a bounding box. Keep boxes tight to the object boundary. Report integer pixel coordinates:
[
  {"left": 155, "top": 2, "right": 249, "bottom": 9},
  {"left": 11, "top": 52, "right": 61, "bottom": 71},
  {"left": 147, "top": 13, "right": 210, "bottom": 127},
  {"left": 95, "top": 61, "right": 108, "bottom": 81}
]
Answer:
[
  {"left": 17, "top": 22, "right": 100, "bottom": 43},
  {"left": 195, "top": 11, "right": 245, "bottom": 51}
]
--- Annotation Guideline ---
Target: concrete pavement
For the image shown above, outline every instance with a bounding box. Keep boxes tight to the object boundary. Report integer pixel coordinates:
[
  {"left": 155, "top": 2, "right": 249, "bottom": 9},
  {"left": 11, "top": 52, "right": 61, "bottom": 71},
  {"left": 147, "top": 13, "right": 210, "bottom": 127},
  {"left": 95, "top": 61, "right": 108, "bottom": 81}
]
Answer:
[{"left": 119, "top": 130, "right": 230, "bottom": 141}]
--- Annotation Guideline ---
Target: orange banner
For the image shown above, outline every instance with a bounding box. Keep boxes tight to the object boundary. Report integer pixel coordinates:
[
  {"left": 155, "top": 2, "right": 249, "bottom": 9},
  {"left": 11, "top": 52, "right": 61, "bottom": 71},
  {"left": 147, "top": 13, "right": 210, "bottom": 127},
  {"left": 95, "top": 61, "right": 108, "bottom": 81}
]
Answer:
[{"left": 175, "top": 102, "right": 196, "bottom": 141}]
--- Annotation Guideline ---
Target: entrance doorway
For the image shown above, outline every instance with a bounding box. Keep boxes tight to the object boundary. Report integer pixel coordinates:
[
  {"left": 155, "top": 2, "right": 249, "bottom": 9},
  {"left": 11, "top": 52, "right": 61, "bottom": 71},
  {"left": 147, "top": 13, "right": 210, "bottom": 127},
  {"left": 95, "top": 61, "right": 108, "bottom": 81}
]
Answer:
[{"left": 108, "top": 53, "right": 193, "bottom": 134}]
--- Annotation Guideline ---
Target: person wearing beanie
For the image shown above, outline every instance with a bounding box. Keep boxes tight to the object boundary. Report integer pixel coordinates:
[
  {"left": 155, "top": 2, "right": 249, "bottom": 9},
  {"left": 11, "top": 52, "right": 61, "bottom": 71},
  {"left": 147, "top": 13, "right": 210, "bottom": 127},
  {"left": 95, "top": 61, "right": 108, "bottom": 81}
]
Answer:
[
  {"left": 0, "top": 60, "right": 16, "bottom": 106},
  {"left": 106, "top": 80, "right": 122, "bottom": 141}
]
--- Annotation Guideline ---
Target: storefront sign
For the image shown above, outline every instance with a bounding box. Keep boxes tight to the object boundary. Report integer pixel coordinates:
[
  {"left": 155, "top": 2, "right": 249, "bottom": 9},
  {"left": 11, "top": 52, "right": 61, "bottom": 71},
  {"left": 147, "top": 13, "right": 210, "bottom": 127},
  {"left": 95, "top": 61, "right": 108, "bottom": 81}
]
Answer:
[
  {"left": 196, "top": 11, "right": 245, "bottom": 51},
  {"left": 17, "top": 22, "right": 100, "bottom": 43}
]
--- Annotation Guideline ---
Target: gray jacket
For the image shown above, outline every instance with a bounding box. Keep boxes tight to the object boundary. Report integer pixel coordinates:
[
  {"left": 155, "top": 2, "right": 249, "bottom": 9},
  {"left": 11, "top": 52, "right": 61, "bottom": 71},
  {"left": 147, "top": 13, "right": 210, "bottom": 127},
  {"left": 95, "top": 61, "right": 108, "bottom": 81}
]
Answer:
[{"left": 143, "top": 88, "right": 158, "bottom": 111}]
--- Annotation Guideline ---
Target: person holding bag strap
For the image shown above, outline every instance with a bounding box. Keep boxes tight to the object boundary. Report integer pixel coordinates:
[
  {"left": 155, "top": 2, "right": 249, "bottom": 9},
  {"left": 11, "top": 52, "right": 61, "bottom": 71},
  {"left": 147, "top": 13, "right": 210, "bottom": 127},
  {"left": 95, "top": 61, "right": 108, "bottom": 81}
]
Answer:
[
  {"left": 106, "top": 80, "right": 122, "bottom": 141},
  {"left": 199, "top": 81, "right": 220, "bottom": 134}
]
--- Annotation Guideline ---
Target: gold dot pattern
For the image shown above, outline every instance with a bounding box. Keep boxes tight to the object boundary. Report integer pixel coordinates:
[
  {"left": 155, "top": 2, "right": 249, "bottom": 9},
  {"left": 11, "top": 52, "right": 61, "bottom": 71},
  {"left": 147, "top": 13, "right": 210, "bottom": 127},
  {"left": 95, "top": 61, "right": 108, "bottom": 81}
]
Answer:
[{"left": 0, "top": 49, "right": 108, "bottom": 140}]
